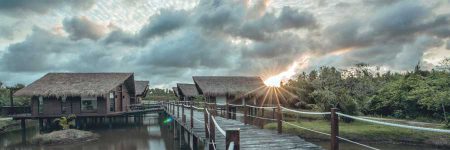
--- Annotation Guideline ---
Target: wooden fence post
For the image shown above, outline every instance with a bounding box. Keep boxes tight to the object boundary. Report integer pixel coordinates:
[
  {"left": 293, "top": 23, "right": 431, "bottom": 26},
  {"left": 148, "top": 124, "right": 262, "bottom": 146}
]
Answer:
[
  {"left": 226, "top": 128, "right": 240, "bottom": 150},
  {"left": 20, "top": 119, "right": 26, "bottom": 143},
  {"left": 277, "top": 106, "right": 282, "bottom": 134},
  {"left": 172, "top": 102, "right": 175, "bottom": 115},
  {"left": 226, "top": 101, "right": 230, "bottom": 119},
  {"left": 191, "top": 101, "right": 194, "bottom": 129},
  {"left": 331, "top": 108, "right": 339, "bottom": 150},
  {"left": 209, "top": 113, "right": 216, "bottom": 150},
  {"left": 244, "top": 102, "right": 248, "bottom": 125},
  {"left": 272, "top": 107, "right": 275, "bottom": 120},
  {"left": 260, "top": 108, "right": 265, "bottom": 128},
  {"left": 204, "top": 109, "right": 209, "bottom": 139},
  {"left": 177, "top": 101, "right": 180, "bottom": 119},
  {"left": 182, "top": 101, "right": 186, "bottom": 125}
]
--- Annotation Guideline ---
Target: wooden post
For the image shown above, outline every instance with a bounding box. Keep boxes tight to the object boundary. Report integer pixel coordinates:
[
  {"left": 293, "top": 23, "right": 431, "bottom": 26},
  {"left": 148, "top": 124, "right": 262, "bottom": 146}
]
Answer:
[
  {"left": 331, "top": 108, "right": 339, "bottom": 150},
  {"left": 204, "top": 109, "right": 209, "bottom": 138},
  {"left": 260, "top": 108, "right": 265, "bottom": 129},
  {"left": 9, "top": 89, "right": 14, "bottom": 115},
  {"left": 177, "top": 102, "right": 180, "bottom": 119},
  {"left": 182, "top": 102, "right": 186, "bottom": 125},
  {"left": 233, "top": 107, "right": 237, "bottom": 119},
  {"left": 272, "top": 108, "right": 276, "bottom": 120},
  {"left": 209, "top": 113, "right": 215, "bottom": 150},
  {"left": 226, "top": 128, "right": 240, "bottom": 150},
  {"left": 277, "top": 106, "right": 282, "bottom": 134},
  {"left": 38, "top": 118, "right": 43, "bottom": 132},
  {"left": 21, "top": 119, "right": 26, "bottom": 143},
  {"left": 226, "top": 100, "right": 230, "bottom": 119},
  {"left": 192, "top": 134, "right": 198, "bottom": 149},
  {"left": 244, "top": 102, "right": 248, "bottom": 125},
  {"left": 108, "top": 117, "right": 112, "bottom": 129},
  {"left": 190, "top": 101, "right": 194, "bottom": 129}
]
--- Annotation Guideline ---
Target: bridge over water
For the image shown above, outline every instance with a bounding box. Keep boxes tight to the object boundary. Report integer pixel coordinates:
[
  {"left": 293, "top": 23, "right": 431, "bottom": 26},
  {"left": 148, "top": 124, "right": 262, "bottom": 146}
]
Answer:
[{"left": 161, "top": 101, "right": 323, "bottom": 150}]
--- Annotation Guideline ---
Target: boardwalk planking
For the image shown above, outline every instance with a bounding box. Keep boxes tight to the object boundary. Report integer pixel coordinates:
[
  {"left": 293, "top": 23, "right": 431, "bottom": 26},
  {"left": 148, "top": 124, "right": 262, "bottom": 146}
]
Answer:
[{"left": 166, "top": 105, "right": 323, "bottom": 150}]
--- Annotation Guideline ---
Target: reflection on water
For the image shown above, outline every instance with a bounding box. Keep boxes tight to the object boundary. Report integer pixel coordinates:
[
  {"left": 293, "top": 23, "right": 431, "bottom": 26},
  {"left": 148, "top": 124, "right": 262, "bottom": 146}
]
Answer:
[
  {"left": 1, "top": 113, "right": 191, "bottom": 150},
  {"left": 2, "top": 113, "right": 446, "bottom": 150}
]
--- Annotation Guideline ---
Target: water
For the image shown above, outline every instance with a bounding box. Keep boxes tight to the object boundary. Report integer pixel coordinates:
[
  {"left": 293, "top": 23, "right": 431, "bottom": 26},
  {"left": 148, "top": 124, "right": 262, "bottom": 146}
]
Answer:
[
  {"left": 1, "top": 113, "right": 192, "bottom": 150},
  {"left": 1, "top": 113, "right": 446, "bottom": 150}
]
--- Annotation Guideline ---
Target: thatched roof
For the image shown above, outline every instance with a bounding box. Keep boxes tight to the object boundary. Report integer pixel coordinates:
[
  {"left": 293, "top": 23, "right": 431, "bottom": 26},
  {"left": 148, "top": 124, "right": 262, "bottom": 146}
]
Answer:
[
  {"left": 177, "top": 83, "right": 199, "bottom": 97},
  {"left": 172, "top": 87, "right": 179, "bottom": 97},
  {"left": 135, "top": 81, "right": 149, "bottom": 97},
  {"left": 14, "top": 73, "right": 135, "bottom": 97},
  {"left": 193, "top": 76, "right": 266, "bottom": 96}
]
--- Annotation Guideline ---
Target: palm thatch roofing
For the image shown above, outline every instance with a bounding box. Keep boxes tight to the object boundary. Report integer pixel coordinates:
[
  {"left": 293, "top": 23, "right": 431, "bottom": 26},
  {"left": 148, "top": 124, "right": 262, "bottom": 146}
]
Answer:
[
  {"left": 192, "top": 76, "right": 266, "bottom": 96},
  {"left": 14, "top": 73, "right": 135, "bottom": 97},
  {"left": 177, "top": 83, "right": 199, "bottom": 97},
  {"left": 172, "top": 87, "right": 179, "bottom": 97},
  {"left": 135, "top": 81, "right": 149, "bottom": 97}
]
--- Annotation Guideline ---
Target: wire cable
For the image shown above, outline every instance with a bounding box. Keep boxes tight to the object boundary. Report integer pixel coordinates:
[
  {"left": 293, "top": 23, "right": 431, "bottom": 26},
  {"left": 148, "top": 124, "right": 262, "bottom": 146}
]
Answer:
[{"left": 337, "top": 112, "right": 450, "bottom": 134}]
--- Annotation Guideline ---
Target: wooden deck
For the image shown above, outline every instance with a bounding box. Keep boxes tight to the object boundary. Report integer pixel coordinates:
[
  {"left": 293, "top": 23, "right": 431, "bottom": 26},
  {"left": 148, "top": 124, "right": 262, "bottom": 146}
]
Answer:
[
  {"left": 166, "top": 105, "right": 323, "bottom": 150},
  {"left": 11, "top": 104, "right": 163, "bottom": 120}
]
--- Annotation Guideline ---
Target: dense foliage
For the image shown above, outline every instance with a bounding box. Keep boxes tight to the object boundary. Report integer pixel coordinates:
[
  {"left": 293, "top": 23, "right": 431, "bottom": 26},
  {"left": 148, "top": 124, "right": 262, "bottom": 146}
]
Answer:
[
  {"left": 0, "top": 84, "right": 28, "bottom": 106},
  {"left": 283, "top": 59, "right": 450, "bottom": 124},
  {"left": 144, "top": 88, "right": 177, "bottom": 101}
]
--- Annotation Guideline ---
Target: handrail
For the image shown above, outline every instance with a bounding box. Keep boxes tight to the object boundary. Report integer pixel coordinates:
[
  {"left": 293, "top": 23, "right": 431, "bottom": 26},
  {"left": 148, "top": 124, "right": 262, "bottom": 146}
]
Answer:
[
  {"left": 206, "top": 108, "right": 226, "bottom": 136},
  {"left": 211, "top": 114, "right": 226, "bottom": 136},
  {"left": 281, "top": 106, "right": 331, "bottom": 115},
  {"left": 337, "top": 112, "right": 450, "bottom": 134}
]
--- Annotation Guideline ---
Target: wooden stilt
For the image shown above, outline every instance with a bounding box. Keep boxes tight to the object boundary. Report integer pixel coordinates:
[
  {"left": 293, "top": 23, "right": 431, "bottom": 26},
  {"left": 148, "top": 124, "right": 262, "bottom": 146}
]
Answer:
[{"left": 21, "top": 119, "right": 26, "bottom": 143}]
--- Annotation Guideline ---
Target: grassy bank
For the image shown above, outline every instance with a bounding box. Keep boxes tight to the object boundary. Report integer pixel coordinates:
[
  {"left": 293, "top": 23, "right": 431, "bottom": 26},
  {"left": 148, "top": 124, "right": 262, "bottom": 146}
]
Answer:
[{"left": 264, "top": 119, "right": 450, "bottom": 147}]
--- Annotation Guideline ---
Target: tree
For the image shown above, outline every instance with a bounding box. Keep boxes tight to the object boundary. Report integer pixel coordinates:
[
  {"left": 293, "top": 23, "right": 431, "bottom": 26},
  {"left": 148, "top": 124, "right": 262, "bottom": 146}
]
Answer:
[{"left": 437, "top": 58, "right": 450, "bottom": 72}]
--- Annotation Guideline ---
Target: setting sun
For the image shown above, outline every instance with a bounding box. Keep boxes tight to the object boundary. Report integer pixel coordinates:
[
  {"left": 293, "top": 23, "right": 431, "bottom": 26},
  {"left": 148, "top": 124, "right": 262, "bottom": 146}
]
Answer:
[{"left": 264, "top": 55, "right": 310, "bottom": 87}]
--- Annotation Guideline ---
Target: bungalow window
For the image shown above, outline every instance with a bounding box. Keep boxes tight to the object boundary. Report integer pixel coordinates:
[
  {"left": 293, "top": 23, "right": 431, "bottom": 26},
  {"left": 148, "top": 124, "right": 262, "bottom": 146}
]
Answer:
[
  {"left": 216, "top": 96, "right": 226, "bottom": 105},
  {"left": 81, "top": 97, "right": 97, "bottom": 112}
]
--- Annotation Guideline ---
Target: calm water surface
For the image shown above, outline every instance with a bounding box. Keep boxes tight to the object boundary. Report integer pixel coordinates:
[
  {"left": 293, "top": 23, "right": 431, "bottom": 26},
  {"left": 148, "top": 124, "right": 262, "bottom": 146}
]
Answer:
[
  {"left": 1, "top": 113, "right": 191, "bottom": 150},
  {"left": 1, "top": 113, "right": 447, "bottom": 150}
]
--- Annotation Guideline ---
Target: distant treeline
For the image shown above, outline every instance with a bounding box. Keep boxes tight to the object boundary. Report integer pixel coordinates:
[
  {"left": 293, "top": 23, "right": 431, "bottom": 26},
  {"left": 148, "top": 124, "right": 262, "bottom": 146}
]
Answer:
[
  {"left": 283, "top": 58, "right": 450, "bottom": 125},
  {"left": 144, "top": 88, "right": 177, "bottom": 101}
]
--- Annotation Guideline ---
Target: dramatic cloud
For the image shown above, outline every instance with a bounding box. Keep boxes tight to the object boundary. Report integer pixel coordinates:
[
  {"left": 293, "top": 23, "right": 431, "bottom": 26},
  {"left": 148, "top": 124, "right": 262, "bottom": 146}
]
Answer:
[
  {"left": 63, "top": 16, "right": 107, "bottom": 41},
  {"left": 0, "top": 0, "right": 449, "bottom": 87},
  {"left": 0, "top": 0, "right": 95, "bottom": 17}
]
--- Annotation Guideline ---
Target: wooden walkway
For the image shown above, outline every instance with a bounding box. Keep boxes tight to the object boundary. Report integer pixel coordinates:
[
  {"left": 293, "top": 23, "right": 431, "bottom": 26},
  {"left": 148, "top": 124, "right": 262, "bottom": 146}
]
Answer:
[{"left": 165, "top": 104, "right": 323, "bottom": 150}]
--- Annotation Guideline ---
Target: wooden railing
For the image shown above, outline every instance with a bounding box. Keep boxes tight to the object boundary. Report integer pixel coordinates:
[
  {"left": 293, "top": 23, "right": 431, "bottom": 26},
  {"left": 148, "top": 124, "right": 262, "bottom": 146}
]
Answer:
[{"left": 162, "top": 101, "right": 240, "bottom": 150}]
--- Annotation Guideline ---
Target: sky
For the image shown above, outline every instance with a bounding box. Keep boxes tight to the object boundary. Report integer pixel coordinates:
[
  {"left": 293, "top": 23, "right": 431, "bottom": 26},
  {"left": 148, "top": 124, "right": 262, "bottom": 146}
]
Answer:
[{"left": 0, "top": 0, "right": 449, "bottom": 88}]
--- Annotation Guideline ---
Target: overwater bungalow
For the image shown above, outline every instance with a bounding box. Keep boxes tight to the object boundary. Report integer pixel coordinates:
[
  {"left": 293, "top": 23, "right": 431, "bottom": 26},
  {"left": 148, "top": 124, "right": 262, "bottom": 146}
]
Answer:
[
  {"left": 134, "top": 81, "right": 149, "bottom": 104},
  {"left": 172, "top": 87, "right": 179, "bottom": 99},
  {"left": 192, "top": 76, "right": 266, "bottom": 106},
  {"left": 176, "top": 83, "right": 199, "bottom": 101},
  {"left": 13, "top": 73, "right": 143, "bottom": 117}
]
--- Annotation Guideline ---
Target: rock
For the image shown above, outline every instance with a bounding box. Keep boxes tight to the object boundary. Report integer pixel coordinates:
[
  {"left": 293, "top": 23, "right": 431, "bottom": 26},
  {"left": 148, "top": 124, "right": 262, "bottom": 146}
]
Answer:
[{"left": 31, "top": 129, "right": 99, "bottom": 145}]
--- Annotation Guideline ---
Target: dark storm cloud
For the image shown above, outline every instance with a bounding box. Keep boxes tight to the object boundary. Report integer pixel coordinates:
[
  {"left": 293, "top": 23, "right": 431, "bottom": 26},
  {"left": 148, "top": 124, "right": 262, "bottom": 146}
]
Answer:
[
  {"left": 0, "top": 27, "right": 120, "bottom": 73},
  {"left": 242, "top": 33, "right": 305, "bottom": 59},
  {"left": 317, "top": 0, "right": 450, "bottom": 70},
  {"left": 1, "top": 27, "right": 70, "bottom": 72},
  {"left": 137, "top": 29, "right": 233, "bottom": 69},
  {"left": 63, "top": 16, "right": 107, "bottom": 41},
  {"left": 2, "top": 0, "right": 450, "bottom": 87},
  {"left": 103, "top": 9, "right": 187, "bottom": 46},
  {"left": 0, "top": 0, "right": 95, "bottom": 17}
]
